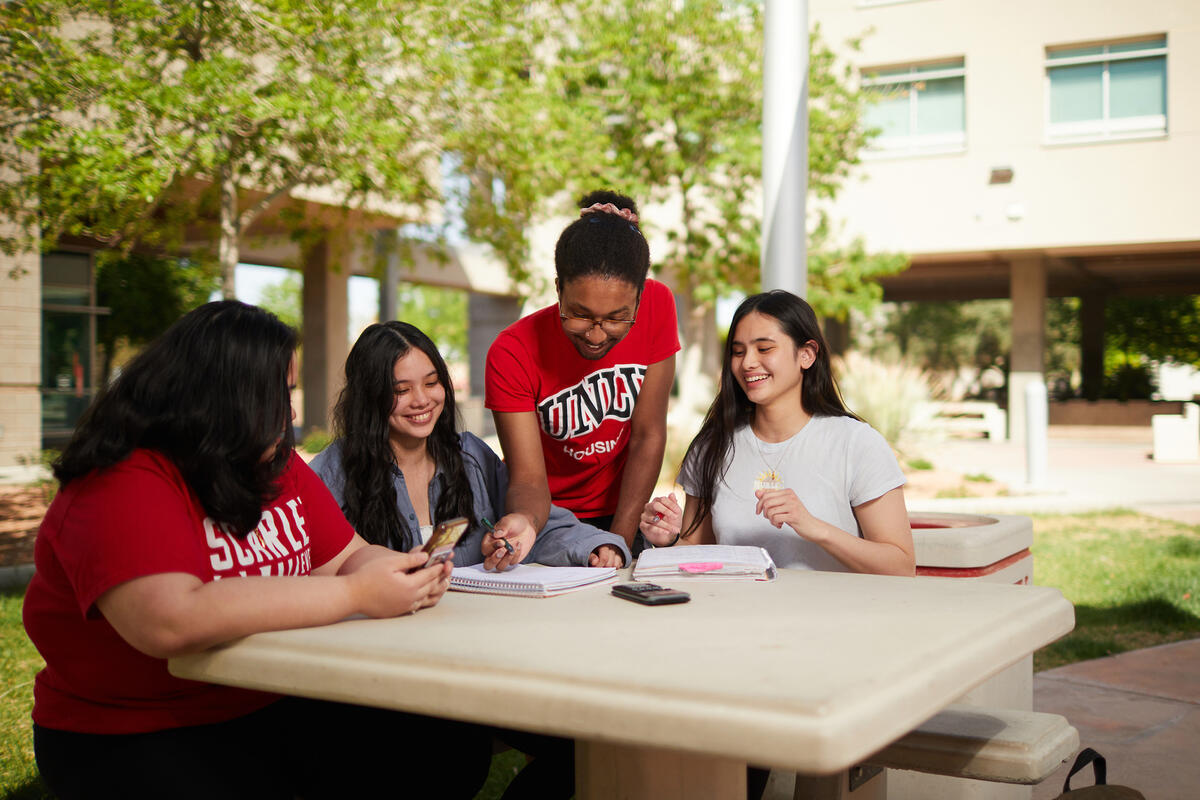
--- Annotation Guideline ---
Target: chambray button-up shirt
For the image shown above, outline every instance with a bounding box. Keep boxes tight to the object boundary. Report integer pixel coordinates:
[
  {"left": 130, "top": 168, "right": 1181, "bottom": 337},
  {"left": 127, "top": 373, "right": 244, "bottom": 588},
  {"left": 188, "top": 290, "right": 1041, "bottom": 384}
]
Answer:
[{"left": 310, "top": 432, "right": 630, "bottom": 568}]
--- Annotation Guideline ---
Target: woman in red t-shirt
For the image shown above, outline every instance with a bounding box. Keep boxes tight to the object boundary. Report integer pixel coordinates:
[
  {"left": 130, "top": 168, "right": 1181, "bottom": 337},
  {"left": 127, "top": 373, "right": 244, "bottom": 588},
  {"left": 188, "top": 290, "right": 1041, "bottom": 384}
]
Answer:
[
  {"left": 23, "top": 301, "right": 490, "bottom": 799},
  {"left": 485, "top": 190, "right": 680, "bottom": 557}
]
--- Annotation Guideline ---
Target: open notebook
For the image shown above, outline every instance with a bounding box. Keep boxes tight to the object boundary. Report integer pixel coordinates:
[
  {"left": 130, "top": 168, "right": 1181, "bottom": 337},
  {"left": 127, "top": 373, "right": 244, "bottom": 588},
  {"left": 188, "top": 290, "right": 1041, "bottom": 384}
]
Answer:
[
  {"left": 450, "top": 564, "right": 619, "bottom": 598},
  {"left": 633, "top": 544, "right": 777, "bottom": 581}
]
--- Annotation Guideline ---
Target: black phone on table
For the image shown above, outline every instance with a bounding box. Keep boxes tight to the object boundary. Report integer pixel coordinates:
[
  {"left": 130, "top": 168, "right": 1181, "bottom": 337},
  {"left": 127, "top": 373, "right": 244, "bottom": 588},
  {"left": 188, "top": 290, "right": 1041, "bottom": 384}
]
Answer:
[{"left": 611, "top": 582, "right": 691, "bottom": 605}]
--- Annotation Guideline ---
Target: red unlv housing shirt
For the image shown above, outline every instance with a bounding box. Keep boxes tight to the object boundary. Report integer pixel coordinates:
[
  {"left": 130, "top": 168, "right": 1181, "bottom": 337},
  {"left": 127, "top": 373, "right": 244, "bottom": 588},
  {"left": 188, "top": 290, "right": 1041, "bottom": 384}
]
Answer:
[
  {"left": 23, "top": 449, "right": 354, "bottom": 734},
  {"left": 485, "top": 278, "right": 680, "bottom": 518}
]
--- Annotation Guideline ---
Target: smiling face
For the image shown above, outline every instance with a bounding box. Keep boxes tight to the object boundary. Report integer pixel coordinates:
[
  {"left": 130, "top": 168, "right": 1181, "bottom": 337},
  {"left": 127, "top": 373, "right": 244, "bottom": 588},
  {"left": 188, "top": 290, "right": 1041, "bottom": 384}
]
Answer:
[
  {"left": 388, "top": 347, "right": 446, "bottom": 448},
  {"left": 730, "top": 311, "right": 816, "bottom": 412},
  {"left": 557, "top": 275, "right": 640, "bottom": 361}
]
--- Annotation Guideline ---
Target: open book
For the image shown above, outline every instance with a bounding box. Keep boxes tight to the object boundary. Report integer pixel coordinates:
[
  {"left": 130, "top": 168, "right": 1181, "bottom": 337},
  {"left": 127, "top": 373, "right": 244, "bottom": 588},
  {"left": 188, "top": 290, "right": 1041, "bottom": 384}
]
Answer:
[
  {"left": 633, "top": 544, "right": 778, "bottom": 581},
  {"left": 450, "top": 563, "right": 619, "bottom": 598}
]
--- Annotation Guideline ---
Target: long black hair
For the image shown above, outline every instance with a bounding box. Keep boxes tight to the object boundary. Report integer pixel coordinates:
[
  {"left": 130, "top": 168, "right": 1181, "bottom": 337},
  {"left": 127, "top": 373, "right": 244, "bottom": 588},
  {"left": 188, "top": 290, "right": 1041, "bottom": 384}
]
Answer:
[
  {"left": 53, "top": 300, "right": 297, "bottom": 536},
  {"left": 554, "top": 190, "right": 650, "bottom": 290},
  {"left": 682, "top": 290, "right": 860, "bottom": 536},
  {"left": 332, "top": 321, "right": 476, "bottom": 550}
]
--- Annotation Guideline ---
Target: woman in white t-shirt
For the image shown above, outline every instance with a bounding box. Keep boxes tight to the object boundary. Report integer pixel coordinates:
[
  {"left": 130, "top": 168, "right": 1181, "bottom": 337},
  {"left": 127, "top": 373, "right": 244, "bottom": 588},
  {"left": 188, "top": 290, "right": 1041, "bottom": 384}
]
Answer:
[{"left": 641, "top": 290, "right": 915, "bottom": 576}]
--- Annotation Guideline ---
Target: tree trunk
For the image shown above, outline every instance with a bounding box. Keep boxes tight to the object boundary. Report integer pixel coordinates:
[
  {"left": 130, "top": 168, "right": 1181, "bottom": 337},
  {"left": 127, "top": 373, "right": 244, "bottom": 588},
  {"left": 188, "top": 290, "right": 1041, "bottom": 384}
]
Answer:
[{"left": 218, "top": 161, "right": 239, "bottom": 299}]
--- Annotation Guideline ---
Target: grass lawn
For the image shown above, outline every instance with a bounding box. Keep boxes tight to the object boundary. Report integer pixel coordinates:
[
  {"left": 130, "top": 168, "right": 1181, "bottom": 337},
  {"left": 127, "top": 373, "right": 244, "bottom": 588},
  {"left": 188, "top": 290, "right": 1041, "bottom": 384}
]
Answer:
[
  {"left": 2, "top": 509, "right": 1198, "bottom": 798},
  {"left": 1031, "top": 509, "right": 1200, "bottom": 671}
]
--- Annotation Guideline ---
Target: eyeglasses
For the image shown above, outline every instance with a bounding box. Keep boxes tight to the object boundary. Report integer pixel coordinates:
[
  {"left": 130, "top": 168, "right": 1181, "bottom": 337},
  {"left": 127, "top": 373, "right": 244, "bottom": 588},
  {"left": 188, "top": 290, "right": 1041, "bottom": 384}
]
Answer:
[{"left": 559, "top": 308, "right": 638, "bottom": 336}]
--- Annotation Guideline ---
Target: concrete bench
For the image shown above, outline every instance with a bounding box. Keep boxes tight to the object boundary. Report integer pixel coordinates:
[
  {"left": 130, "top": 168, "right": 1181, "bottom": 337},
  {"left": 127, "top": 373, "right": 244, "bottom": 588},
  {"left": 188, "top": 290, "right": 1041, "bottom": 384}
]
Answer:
[
  {"left": 920, "top": 401, "right": 1008, "bottom": 442},
  {"left": 1151, "top": 402, "right": 1199, "bottom": 462},
  {"left": 868, "top": 704, "right": 1078, "bottom": 785}
]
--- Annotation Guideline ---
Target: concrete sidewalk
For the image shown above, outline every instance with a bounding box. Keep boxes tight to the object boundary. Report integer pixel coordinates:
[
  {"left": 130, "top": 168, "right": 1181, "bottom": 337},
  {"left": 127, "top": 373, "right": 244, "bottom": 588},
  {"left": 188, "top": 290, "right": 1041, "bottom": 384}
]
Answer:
[
  {"left": 1033, "top": 637, "right": 1200, "bottom": 799},
  {"left": 906, "top": 426, "right": 1200, "bottom": 525}
]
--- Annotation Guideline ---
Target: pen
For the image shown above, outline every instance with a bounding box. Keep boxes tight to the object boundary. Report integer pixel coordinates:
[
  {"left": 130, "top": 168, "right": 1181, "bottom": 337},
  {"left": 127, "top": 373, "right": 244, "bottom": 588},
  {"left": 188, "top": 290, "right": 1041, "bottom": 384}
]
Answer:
[{"left": 481, "top": 517, "right": 515, "bottom": 555}]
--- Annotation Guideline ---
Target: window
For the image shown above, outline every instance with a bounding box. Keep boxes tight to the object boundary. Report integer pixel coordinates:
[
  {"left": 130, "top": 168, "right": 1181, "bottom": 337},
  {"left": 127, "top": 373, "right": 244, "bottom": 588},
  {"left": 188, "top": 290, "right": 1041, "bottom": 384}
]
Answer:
[
  {"left": 1046, "top": 36, "right": 1167, "bottom": 142},
  {"left": 862, "top": 59, "right": 965, "bottom": 156},
  {"left": 41, "top": 251, "right": 101, "bottom": 443}
]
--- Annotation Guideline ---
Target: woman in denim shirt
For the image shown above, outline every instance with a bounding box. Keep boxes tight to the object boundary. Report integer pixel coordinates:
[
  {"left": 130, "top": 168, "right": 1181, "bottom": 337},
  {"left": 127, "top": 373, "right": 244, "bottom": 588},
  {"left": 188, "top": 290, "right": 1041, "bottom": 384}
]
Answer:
[{"left": 310, "top": 321, "right": 628, "bottom": 570}]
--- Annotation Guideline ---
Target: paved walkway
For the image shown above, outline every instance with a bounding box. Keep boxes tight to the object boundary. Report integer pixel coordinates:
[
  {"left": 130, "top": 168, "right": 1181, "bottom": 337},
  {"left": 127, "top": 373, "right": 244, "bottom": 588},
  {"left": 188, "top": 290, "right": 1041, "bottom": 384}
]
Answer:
[
  {"left": 907, "top": 426, "right": 1200, "bottom": 524},
  {"left": 1033, "top": 638, "right": 1200, "bottom": 799}
]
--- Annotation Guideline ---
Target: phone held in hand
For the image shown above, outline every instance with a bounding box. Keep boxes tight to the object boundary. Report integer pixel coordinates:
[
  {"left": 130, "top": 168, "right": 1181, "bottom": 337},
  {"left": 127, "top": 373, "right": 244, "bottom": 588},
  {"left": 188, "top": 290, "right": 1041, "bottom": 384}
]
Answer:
[
  {"left": 422, "top": 517, "right": 469, "bottom": 568},
  {"left": 611, "top": 582, "right": 691, "bottom": 606}
]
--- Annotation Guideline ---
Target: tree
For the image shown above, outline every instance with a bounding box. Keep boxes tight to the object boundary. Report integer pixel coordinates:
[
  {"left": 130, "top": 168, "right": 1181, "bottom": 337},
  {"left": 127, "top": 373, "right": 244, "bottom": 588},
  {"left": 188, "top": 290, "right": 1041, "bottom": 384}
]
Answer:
[
  {"left": 94, "top": 251, "right": 219, "bottom": 383},
  {"left": 2, "top": 1, "right": 463, "bottom": 294},
  {"left": 550, "top": 4, "right": 907, "bottom": 419},
  {"left": 1106, "top": 295, "right": 1200, "bottom": 368},
  {"left": 257, "top": 271, "right": 303, "bottom": 331}
]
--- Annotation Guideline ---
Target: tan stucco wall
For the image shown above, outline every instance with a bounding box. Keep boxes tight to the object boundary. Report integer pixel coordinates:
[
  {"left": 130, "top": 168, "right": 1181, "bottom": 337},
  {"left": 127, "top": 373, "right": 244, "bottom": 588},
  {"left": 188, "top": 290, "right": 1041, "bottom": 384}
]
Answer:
[
  {"left": 811, "top": 0, "right": 1200, "bottom": 255},
  {"left": 0, "top": 229, "right": 42, "bottom": 469}
]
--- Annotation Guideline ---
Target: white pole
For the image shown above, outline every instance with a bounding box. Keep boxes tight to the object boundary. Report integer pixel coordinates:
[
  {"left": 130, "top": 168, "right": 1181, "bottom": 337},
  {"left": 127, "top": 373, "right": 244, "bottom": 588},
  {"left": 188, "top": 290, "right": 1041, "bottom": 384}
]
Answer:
[
  {"left": 762, "top": 0, "right": 808, "bottom": 295},
  {"left": 1025, "top": 379, "right": 1048, "bottom": 488}
]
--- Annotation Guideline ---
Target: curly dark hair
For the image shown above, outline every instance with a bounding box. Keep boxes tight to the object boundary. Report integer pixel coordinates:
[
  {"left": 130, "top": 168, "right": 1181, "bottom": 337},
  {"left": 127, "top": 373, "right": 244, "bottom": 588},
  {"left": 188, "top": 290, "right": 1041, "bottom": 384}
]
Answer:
[
  {"left": 332, "top": 321, "right": 476, "bottom": 550},
  {"left": 53, "top": 300, "right": 297, "bottom": 536},
  {"left": 683, "top": 290, "right": 860, "bottom": 537},
  {"left": 554, "top": 189, "right": 651, "bottom": 291}
]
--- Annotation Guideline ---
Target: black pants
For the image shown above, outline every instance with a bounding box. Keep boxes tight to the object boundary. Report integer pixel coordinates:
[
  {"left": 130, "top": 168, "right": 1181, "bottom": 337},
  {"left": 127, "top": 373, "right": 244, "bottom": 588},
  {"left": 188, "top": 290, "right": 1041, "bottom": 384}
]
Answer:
[{"left": 34, "top": 697, "right": 492, "bottom": 800}]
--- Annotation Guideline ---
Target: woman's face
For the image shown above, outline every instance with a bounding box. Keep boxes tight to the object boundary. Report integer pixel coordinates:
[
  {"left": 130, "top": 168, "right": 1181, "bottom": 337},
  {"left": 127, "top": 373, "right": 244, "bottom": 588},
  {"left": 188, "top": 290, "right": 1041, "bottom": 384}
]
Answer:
[
  {"left": 557, "top": 275, "right": 640, "bottom": 361},
  {"left": 389, "top": 347, "right": 445, "bottom": 446},
  {"left": 729, "top": 312, "right": 814, "bottom": 410}
]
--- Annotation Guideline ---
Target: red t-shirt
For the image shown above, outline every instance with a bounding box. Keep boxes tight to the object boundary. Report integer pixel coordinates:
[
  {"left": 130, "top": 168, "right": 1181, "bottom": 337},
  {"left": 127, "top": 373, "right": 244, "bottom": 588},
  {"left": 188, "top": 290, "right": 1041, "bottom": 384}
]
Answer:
[
  {"left": 22, "top": 449, "right": 355, "bottom": 734},
  {"left": 485, "top": 278, "right": 680, "bottom": 518}
]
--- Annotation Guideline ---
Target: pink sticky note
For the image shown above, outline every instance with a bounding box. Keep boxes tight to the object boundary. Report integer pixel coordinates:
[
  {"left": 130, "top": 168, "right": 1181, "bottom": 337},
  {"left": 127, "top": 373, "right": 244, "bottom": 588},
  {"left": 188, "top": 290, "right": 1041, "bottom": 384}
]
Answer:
[{"left": 679, "top": 562, "right": 723, "bottom": 574}]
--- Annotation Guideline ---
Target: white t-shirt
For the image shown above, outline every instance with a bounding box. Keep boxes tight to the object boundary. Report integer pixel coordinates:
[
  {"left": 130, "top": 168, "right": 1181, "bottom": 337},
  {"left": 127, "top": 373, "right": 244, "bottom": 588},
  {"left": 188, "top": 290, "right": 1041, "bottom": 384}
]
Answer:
[{"left": 678, "top": 415, "right": 905, "bottom": 571}]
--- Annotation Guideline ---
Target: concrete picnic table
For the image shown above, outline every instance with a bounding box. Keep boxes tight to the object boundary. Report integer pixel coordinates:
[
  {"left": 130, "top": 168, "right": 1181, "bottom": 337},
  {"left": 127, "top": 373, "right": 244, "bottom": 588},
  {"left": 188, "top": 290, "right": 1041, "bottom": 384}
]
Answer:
[{"left": 170, "top": 569, "right": 1074, "bottom": 799}]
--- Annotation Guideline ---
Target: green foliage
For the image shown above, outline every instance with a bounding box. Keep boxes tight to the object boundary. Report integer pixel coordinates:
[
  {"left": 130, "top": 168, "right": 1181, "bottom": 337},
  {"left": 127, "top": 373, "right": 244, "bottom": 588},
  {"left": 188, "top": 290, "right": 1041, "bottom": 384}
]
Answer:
[
  {"left": 905, "top": 457, "right": 934, "bottom": 471},
  {"left": 15, "top": 450, "right": 60, "bottom": 504},
  {"left": 394, "top": 283, "right": 468, "bottom": 364},
  {"left": 1106, "top": 295, "right": 1200, "bottom": 367},
  {"left": 300, "top": 428, "right": 332, "bottom": 455},
  {"left": 879, "top": 299, "right": 1010, "bottom": 377},
  {"left": 258, "top": 271, "right": 303, "bottom": 331},
  {"left": 95, "top": 251, "right": 218, "bottom": 382},
  {"left": 963, "top": 472, "right": 993, "bottom": 483},
  {"left": 1, "top": 0, "right": 461, "bottom": 285},
  {"left": 1101, "top": 360, "right": 1156, "bottom": 401}
]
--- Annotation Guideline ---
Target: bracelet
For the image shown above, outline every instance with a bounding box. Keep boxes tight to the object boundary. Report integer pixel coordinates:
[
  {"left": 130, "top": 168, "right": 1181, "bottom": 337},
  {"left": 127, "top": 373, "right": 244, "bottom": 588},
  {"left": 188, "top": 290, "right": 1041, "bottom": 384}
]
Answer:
[{"left": 668, "top": 533, "right": 681, "bottom": 547}]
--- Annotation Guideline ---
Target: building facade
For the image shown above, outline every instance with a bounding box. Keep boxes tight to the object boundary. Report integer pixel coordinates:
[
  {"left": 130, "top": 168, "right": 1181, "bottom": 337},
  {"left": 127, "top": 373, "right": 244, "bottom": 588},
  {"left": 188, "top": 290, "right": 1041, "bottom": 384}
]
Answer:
[{"left": 811, "top": 0, "right": 1200, "bottom": 435}]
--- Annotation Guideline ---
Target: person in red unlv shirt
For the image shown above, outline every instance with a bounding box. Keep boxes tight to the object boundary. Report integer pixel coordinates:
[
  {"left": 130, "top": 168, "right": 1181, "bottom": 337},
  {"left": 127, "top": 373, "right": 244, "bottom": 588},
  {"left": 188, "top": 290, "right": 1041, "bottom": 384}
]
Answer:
[
  {"left": 23, "top": 301, "right": 490, "bottom": 800},
  {"left": 485, "top": 190, "right": 680, "bottom": 556}
]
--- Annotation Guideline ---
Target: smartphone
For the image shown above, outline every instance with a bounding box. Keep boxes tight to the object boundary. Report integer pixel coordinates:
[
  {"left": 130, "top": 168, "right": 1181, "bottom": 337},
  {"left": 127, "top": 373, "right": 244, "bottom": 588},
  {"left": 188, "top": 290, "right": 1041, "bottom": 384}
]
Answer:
[
  {"left": 611, "top": 582, "right": 691, "bottom": 606},
  {"left": 421, "top": 517, "right": 469, "bottom": 568}
]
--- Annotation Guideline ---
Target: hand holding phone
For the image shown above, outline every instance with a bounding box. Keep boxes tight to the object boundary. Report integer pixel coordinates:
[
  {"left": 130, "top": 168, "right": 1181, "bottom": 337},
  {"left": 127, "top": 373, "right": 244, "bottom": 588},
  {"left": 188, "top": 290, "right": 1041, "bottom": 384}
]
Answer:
[
  {"left": 611, "top": 582, "right": 690, "bottom": 606},
  {"left": 420, "top": 517, "right": 469, "bottom": 568}
]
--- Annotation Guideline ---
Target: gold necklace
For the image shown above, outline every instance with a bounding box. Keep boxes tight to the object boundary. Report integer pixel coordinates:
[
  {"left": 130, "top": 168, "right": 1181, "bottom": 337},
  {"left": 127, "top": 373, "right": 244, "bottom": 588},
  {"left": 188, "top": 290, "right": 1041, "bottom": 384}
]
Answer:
[{"left": 753, "top": 430, "right": 795, "bottom": 491}]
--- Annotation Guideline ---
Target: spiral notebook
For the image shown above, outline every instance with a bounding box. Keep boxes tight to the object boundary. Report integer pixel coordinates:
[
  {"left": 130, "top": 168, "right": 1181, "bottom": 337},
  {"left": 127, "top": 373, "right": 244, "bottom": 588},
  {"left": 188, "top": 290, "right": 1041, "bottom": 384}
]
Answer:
[
  {"left": 633, "top": 544, "right": 777, "bottom": 581},
  {"left": 450, "top": 564, "right": 619, "bottom": 598}
]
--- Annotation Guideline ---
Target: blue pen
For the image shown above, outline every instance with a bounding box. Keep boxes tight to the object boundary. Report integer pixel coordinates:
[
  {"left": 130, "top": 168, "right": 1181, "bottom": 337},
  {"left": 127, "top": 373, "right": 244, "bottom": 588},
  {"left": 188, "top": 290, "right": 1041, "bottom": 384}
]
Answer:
[{"left": 481, "top": 517, "right": 515, "bottom": 554}]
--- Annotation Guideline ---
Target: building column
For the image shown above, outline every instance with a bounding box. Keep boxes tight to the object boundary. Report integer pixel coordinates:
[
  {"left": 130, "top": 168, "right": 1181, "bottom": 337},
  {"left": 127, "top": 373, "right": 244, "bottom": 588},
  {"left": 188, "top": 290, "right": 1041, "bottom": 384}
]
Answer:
[
  {"left": 301, "top": 235, "right": 349, "bottom": 434},
  {"left": 1080, "top": 292, "right": 1106, "bottom": 401},
  {"left": 463, "top": 292, "right": 522, "bottom": 439},
  {"left": 1009, "top": 256, "right": 1046, "bottom": 441}
]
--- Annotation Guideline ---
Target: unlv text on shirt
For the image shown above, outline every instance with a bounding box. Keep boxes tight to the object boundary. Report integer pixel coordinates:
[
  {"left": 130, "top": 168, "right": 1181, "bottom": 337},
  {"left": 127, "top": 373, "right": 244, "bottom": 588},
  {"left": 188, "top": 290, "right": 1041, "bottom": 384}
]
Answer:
[{"left": 537, "top": 364, "right": 646, "bottom": 440}]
